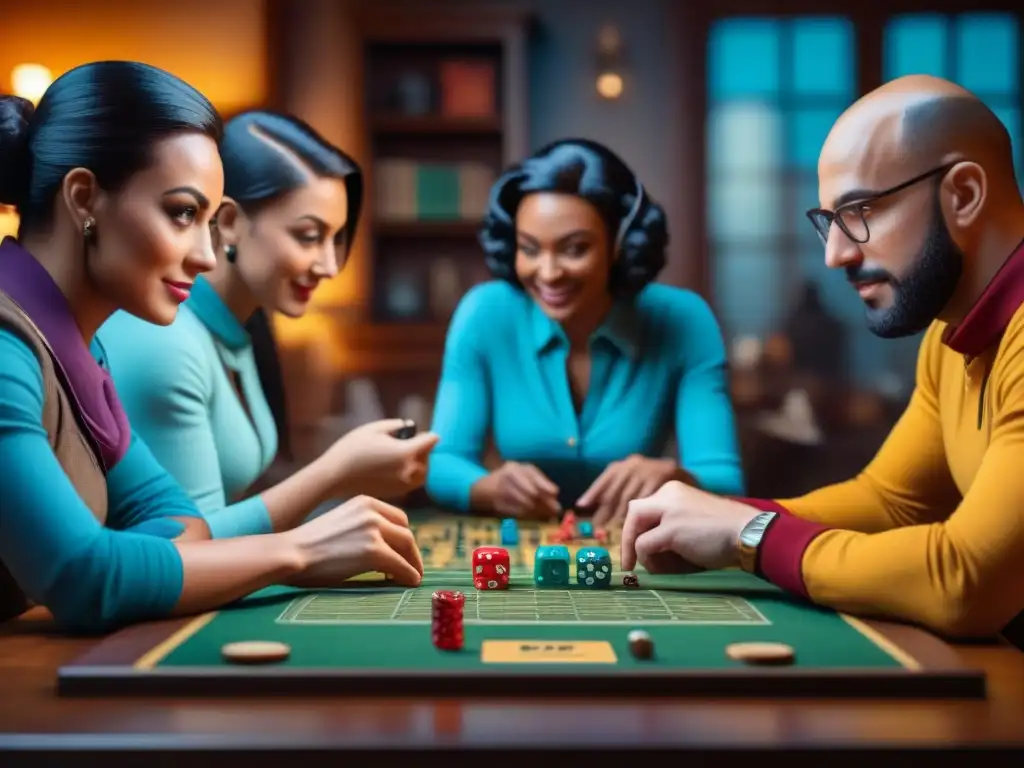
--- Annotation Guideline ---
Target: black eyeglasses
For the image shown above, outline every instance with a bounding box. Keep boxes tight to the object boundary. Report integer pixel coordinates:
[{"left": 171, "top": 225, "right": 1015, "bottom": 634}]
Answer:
[{"left": 805, "top": 162, "right": 956, "bottom": 245}]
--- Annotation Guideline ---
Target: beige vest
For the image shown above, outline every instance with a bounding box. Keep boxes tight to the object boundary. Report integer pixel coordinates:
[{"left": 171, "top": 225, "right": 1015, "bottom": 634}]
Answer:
[{"left": 0, "top": 291, "right": 108, "bottom": 621}]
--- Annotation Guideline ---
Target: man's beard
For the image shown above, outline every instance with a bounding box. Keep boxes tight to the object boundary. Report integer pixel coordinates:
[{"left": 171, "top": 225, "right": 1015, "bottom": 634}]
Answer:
[{"left": 847, "top": 194, "right": 965, "bottom": 338}]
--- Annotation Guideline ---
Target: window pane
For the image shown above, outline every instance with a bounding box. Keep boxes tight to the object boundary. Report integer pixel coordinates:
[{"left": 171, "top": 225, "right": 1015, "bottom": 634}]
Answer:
[
  {"left": 709, "top": 18, "right": 781, "bottom": 99},
  {"left": 713, "top": 249, "right": 785, "bottom": 338},
  {"left": 707, "top": 101, "right": 782, "bottom": 173},
  {"left": 708, "top": 178, "right": 784, "bottom": 240},
  {"left": 791, "top": 17, "right": 855, "bottom": 97},
  {"left": 956, "top": 13, "right": 1018, "bottom": 94},
  {"left": 794, "top": 174, "right": 822, "bottom": 242},
  {"left": 884, "top": 15, "right": 948, "bottom": 80},
  {"left": 789, "top": 107, "right": 845, "bottom": 169}
]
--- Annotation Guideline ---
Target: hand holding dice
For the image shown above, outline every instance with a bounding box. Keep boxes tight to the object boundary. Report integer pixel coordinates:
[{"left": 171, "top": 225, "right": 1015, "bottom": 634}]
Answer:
[
  {"left": 619, "top": 481, "right": 762, "bottom": 574},
  {"left": 322, "top": 418, "right": 440, "bottom": 500}
]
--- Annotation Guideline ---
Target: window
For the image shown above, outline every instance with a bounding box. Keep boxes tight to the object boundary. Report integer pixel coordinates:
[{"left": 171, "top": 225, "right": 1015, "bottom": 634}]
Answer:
[{"left": 707, "top": 17, "right": 866, "bottom": 370}]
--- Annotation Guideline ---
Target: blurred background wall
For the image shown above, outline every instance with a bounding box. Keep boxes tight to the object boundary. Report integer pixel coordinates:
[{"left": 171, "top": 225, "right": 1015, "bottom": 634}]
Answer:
[{"left": 1, "top": 0, "right": 1020, "bottom": 497}]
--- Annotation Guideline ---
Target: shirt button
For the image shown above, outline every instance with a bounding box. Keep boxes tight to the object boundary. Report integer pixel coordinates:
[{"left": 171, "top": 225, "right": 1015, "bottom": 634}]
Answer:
[{"left": 567, "top": 436, "right": 577, "bottom": 447}]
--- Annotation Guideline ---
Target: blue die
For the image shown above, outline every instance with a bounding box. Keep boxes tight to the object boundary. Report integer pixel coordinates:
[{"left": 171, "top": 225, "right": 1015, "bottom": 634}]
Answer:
[
  {"left": 577, "top": 520, "right": 593, "bottom": 538},
  {"left": 533, "top": 545, "right": 571, "bottom": 586},
  {"left": 575, "top": 547, "right": 612, "bottom": 588},
  {"left": 500, "top": 518, "right": 519, "bottom": 546}
]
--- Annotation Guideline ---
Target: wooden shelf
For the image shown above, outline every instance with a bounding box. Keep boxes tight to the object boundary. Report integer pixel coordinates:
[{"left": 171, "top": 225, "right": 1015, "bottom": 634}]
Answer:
[
  {"left": 371, "top": 114, "right": 502, "bottom": 135},
  {"left": 374, "top": 220, "right": 481, "bottom": 237}
]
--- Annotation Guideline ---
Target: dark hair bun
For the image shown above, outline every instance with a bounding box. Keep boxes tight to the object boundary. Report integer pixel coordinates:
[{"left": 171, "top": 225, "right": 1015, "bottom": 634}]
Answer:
[{"left": 0, "top": 95, "right": 35, "bottom": 207}]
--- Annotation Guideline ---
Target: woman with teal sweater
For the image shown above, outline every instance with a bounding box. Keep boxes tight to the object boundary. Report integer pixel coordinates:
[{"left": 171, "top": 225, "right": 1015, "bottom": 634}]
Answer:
[
  {"left": 0, "top": 63, "right": 423, "bottom": 634},
  {"left": 99, "top": 111, "right": 438, "bottom": 539},
  {"left": 426, "top": 139, "right": 745, "bottom": 525}
]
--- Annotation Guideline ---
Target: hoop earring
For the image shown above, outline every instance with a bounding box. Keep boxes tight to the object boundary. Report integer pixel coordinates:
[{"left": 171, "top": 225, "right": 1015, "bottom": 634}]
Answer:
[
  {"left": 224, "top": 245, "right": 237, "bottom": 263},
  {"left": 83, "top": 217, "right": 96, "bottom": 244}
]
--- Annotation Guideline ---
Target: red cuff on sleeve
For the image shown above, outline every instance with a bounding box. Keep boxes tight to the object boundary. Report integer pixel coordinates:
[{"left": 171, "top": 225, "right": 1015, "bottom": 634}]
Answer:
[{"left": 730, "top": 497, "right": 830, "bottom": 599}]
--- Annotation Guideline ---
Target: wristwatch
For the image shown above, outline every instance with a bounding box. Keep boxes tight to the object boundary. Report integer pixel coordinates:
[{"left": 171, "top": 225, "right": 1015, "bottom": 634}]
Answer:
[{"left": 737, "top": 511, "right": 778, "bottom": 575}]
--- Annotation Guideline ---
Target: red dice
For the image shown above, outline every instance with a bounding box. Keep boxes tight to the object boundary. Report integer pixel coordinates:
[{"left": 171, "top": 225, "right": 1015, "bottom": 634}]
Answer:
[{"left": 472, "top": 546, "right": 510, "bottom": 590}]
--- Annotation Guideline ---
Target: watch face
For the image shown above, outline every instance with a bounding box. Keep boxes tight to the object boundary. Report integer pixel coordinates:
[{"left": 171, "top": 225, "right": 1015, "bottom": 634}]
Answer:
[{"left": 740, "top": 512, "right": 774, "bottom": 547}]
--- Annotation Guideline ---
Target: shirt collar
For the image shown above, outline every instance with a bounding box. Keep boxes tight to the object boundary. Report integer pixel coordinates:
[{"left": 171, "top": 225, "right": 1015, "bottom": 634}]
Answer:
[
  {"left": 530, "top": 297, "right": 640, "bottom": 359},
  {"left": 944, "top": 237, "right": 1024, "bottom": 356},
  {"left": 0, "top": 236, "right": 131, "bottom": 470},
  {"left": 185, "top": 275, "right": 250, "bottom": 351}
]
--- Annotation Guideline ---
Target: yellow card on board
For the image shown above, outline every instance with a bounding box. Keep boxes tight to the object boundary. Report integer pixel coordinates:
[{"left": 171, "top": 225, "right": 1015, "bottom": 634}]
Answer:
[{"left": 481, "top": 640, "right": 617, "bottom": 664}]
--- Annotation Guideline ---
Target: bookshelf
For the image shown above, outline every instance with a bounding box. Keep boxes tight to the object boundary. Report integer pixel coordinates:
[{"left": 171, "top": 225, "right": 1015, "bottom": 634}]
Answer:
[{"left": 353, "top": 6, "right": 530, "bottom": 368}]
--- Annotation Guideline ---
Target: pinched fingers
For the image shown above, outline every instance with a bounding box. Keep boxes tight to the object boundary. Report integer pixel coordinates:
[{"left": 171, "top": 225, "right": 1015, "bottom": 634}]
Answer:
[
  {"left": 347, "top": 494, "right": 411, "bottom": 529},
  {"left": 619, "top": 500, "right": 665, "bottom": 571},
  {"left": 372, "top": 517, "right": 424, "bottom": 584}
]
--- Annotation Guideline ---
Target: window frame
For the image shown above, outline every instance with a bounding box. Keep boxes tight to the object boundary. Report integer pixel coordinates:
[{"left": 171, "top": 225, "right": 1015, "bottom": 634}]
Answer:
[{"left": 672, "top": 0, "right": 1024, "bottom": 299}]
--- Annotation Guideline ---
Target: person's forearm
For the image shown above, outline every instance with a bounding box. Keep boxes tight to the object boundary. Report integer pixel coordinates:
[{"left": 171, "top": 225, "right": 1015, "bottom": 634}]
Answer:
[
  {"left": 468, "top": 474, "right": 496, "bottom": 514},
  {"left": 172, "top": 533, "right": 304, "bottom": 615},
  {"left": 257, "top": 460, "right": 334, "bottom": 533},
  {"left": 170, "top": 516, "right": 211, "bottom": 542}
]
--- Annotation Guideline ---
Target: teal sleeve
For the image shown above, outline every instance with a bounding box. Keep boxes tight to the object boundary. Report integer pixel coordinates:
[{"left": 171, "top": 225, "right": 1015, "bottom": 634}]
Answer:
[
  {"left": 0, "top": 329, "right": 185, "bottom": 633},
  {"left": 425, "top": 289, "right": 492, "bottom": 512},
  {"left": 106, "top": 433, "right": 203, "bottom": 539},
  {"left": 672, "top": 295, "right": 746, "bottom": 495},
  {"left": 98, "top": 316, "right": 271, "bottom": 539}
]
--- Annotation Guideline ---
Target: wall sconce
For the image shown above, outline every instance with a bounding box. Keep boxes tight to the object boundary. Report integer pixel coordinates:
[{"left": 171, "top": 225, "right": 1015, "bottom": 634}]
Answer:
[
  {"left": 11, "top": 63, "right": 53, "bottom": 105},
  {"left": 595, "top": 24, "right": 625, "bottom": 100}
]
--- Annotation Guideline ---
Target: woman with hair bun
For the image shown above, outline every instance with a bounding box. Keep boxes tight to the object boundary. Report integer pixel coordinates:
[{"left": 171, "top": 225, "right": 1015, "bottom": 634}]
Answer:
[
  {"left": 425, "top": 139, "right": 745, "bottom": 524},
  {"left": 0, "top": 63, "right": 423, "bottom": 634}
]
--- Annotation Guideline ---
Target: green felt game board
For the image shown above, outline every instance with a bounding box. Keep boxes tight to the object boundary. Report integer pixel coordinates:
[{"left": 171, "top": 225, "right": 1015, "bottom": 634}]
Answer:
[{"left": 57, "top": 512, "right": 986, "bottom": 698}]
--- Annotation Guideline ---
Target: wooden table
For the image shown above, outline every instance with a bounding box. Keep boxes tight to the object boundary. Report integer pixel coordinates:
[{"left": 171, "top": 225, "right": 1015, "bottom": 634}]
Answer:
[{"left": 1, "top": 608, "right": 1023, "bottom": 765}]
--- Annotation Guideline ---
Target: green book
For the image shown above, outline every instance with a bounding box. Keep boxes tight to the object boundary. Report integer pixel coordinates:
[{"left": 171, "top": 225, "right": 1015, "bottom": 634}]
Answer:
[{"left": 416, "top": 164, "right": 461, "bottom": 219}]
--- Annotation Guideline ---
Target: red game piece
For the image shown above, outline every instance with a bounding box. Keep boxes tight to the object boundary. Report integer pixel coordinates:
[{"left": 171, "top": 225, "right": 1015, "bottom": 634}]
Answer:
[
  {"left": 559, "top": 511, "right": 576, "bottom": 541},
  {"left": 595, "top": 528, "right": 608, "bottom": 544},
  {"left": 472, "top": 546, "right": 510, "bottom": 590},
  {"left": 431, "top": 590, "right": 465, "bottom": 651}
]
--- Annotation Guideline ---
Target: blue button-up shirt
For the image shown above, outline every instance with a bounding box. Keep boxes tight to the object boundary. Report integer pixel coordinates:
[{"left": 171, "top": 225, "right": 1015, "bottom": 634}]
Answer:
[{"left": 425, "top": 280, "right": 745, "bottom": 511}]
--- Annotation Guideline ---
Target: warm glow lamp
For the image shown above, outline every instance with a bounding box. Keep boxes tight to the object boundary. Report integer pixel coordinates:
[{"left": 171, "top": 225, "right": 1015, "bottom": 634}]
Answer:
[
  {"left": 11, "top": 63, "right": 53, "bottom": 104},
  {"left": 595, "top": 24, "right": 625, "bottom": 101},
  {"left": 596, "top": 72, "right": 624, "bottom": 100}
]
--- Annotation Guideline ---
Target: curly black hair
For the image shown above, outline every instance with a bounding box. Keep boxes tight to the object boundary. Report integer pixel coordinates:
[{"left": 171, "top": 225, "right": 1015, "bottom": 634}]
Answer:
[{"left": 478, "top": 138, "right": 668, "bottom": 298}]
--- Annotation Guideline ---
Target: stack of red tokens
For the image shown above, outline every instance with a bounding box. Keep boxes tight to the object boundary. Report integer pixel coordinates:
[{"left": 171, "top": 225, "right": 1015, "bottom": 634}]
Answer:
[{"left": 431, "top": 590, "right": 465, "bottom": 651}]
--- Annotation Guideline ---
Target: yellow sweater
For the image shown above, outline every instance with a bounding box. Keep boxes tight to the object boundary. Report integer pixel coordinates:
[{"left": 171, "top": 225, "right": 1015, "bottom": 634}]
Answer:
[{"left": 750, "top": 240, "right": 1024, "bottom": 638}]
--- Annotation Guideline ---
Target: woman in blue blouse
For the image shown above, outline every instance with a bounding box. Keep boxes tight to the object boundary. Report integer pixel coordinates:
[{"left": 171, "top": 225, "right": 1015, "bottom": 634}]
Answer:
[
  {"left": 0, "top": 62, "right": 422, "bottom": 634},
  {"left": 98, "top": 111, "right": 439, "bottom": 539},
  {"left": 426, "top": 139, "right": 745, "bottom": 524}
]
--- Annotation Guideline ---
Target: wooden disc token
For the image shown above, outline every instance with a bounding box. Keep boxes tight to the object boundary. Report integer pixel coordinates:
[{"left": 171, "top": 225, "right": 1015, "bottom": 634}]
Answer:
[
  {"left": 725, "top": 641, "right": 795, "bottom": 665},
  {"left": 221, "top": 640, "right": 291, "bottom": 665}
]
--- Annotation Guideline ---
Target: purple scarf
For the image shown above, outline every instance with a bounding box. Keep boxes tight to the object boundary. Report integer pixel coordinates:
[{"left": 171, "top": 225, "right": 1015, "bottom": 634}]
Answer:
[{"left": 0, "top": 236, "right": 131, "bottom": 471}]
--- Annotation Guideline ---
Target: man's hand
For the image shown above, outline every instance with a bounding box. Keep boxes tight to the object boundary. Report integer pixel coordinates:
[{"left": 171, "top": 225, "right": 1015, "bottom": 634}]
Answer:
[
  {"left": 578, "top": 455, "right": 688, "bottom": 526},
  {"left": 620, "top": 481, "right": 761, "bottom": 573}
]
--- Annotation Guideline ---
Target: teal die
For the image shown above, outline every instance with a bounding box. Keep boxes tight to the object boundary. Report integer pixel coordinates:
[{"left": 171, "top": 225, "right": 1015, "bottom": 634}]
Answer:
[
  {"left": 575, "top": 547, "right": 612, "bottom": 588},
  {"left": 533, "top": 545, "right": 571, "bottom": 586}
]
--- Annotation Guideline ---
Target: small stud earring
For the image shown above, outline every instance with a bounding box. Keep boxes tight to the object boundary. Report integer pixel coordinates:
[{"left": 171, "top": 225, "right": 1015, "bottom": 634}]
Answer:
[
  {"left": 224, "top": 245, "right": 237, "bottom": 263},
  {"left": 83, "top": 217, "right": 96, "bottom": 242}
]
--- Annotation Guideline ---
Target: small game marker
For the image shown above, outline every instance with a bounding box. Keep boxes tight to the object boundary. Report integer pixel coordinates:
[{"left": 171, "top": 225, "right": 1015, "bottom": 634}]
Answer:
[
  {"left": 392, "top": 420, "right": 417, "bottom": 439},
  {"left": 725, "top": 641, "right": 795, "bottom": 666},
  {"left": 221, "top": 640, "right": 291, "bottom": 665},
  {"left": 627, "top": 629, "right": 654, "bottom": 660}
]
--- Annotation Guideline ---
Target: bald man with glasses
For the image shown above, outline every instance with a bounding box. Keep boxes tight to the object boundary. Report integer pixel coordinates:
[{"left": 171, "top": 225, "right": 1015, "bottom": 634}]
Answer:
[{"left": 619, "top": 74, "right": 1024, "bottom": 646}]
